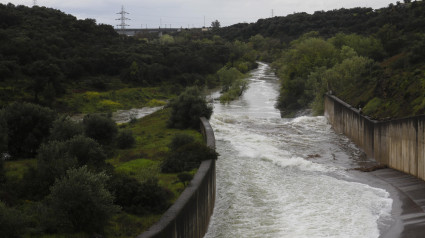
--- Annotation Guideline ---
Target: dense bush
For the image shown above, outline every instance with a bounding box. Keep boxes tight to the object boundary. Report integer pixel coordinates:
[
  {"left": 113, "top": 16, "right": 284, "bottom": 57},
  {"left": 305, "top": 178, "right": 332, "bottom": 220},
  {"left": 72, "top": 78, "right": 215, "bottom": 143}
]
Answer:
[
  {"left": 168, "top": 134, "right": 195, "bottom": 151},
  {"left": 45, "top": 166, "right": 119, "bottom": 233},
  {"left": 167, "top": 87, "right": 213, "bottom": 129},
  {"left": 32, "top": 135, "right": 107, "bottom": 198},
  {"left": 108, "top": 175, "right": 171, "bottom": 215},
  {"left": 177, "top": 172, "right": 193, "bottom": 187},
  {"left": 33, "top": 141, "right": 77, "bottom": 198},
  {"left": 48, "top": 116, "right": 84, "bottom": 141},
  {"left": 37, "top": 135, "right": 108, "bottom": 175},
  {"left": 66, "top": 135, "right": 107, "bottom": 168},
  {"left": 161, "top": 142, "right": 218, "bottom": 173},
  {"left": 0, "top": 158, "right": 5, "bottom": 184},
  {"left": 0, "top": 110, "right": 7, "bottom": 154},
  {"left": 2, "top": 102, "right": 56, "bottom": 158},
  {"left": 116, "top": 129, "right": 136, "bottom": 149},
  {"left": 0, "top": 201, "right": 27, "bottom": 238},
  {"left": 83, "top": 114, "right": 118, "bottom": 146}
]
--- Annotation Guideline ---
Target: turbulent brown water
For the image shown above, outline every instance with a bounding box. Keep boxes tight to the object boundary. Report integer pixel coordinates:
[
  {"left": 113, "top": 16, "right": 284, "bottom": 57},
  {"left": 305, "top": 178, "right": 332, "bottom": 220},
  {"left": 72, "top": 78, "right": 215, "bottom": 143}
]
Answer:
[{"left": 204, "top": 62, "right": 393, "bottom": 238}]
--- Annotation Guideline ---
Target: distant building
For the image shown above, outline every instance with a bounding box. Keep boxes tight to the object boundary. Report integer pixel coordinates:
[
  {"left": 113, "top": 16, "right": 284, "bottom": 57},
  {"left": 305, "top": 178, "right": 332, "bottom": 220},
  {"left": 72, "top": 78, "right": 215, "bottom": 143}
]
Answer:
[{"left": 116, "top": 28, "right": 181, "bottom": 37}]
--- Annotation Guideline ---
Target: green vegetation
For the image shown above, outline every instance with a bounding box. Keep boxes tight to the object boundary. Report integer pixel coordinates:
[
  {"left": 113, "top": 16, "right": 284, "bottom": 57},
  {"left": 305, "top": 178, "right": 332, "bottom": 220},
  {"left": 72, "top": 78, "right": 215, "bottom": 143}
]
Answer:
[
  {"left": 0, "top": 102, "right": 208, "bottom": 237},
  {"left": 83, "top": 114, "right": 118, "bottom": 146},
  {"left": 271, "top": 33, "right": 378, "bottom": 116},
  {"left": 49, "top": 116, "right": 84, "bottom": 141},
  {"left": 116, "top": 129, "right": 136, "bottom": 149},
  {"left": 0, "top": 201, "right": 27, "bottom": 238},
  {"left": 177, "top": 172, "right": 193, "bottom": 187},
  {"left": 217, "top": 66, "right": 249, "bottom": 103},
  {"left": 167, "top": 87, "right": 213, "bottom": 129},
  {"left": 61, "top": 87, "right": 169, "bottom": 114},
  {"left": 216, "top": 1, "right": 425, "bottom": 119},
  {"left": 115, "top": 159, "right": 155, "bottom": 177},
  {"left": 2, "top": 102, "right": 56, "bottom": 158},
  {"left": 0, "top": 4, "right": 255, "bottom": 110},
  {"left": 45, "top": 166, "right": 119, "bottom": 233},
  {"left": 161, "top": 133, "right": 218, "bottom": 173},
  {"left": 4, "top": 1, "right": 425, "bottom": 237},
  {"left": 0, "top": 3, "right": 251, "bottom": 238}
]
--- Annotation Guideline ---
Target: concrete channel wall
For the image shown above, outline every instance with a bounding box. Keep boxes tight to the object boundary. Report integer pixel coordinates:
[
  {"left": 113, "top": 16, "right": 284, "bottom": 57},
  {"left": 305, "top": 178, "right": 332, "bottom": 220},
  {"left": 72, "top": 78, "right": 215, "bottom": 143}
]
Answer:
[
  {"left": 324, "top": 94, "right": 425, "bottom": 180},
  {"left": 137, "top": 117, "right": 216, "bottom": 238}
]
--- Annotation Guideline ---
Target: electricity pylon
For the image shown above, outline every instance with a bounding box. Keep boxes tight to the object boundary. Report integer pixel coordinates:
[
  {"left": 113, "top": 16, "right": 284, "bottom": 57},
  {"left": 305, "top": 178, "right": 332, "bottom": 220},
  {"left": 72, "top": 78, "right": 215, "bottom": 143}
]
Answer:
[{"left": 116, "top": 5, "right": 130, "bottom": 30}]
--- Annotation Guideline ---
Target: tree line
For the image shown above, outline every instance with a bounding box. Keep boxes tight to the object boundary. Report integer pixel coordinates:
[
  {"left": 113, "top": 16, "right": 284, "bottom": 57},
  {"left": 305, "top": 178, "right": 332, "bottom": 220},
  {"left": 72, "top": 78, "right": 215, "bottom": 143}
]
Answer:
[
  {"left": 0, "top": 3, "right": 258, "bottom": 111},
  {"left": 216, "top": 1, "right": 425, "bottom": 119}
]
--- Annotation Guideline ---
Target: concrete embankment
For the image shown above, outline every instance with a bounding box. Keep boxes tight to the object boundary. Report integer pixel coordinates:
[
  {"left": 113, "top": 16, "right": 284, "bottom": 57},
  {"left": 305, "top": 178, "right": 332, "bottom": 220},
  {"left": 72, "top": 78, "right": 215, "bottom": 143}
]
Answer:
[
  {"left": 373, "top": 169, "right": 425, "bottom": 238},
  {"left": 324, "top": 94, "right": 425, "bottom": 237},
  {"left": 324, "top": 94, "right": 425, "bottom": 179},
  {"left": 137, "top": 117, "right": 216, "bottom": 238}
]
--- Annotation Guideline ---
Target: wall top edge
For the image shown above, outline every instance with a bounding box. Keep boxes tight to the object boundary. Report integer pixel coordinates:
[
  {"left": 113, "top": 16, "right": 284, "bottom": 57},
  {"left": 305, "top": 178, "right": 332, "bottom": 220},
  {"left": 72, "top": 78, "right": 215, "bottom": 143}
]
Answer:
[
  {"left": 325, "top": 93, "right": 425, "bottom": 124},
  {"left": 137, "top": 117, "right": 217, "bottom": 238}
]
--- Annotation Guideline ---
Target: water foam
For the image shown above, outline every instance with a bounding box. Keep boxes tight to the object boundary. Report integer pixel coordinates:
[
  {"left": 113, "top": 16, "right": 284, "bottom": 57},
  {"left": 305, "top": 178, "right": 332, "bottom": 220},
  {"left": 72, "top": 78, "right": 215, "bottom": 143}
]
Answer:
[{"left": 205, "top": 63, "right": 393, "bottom": 238}]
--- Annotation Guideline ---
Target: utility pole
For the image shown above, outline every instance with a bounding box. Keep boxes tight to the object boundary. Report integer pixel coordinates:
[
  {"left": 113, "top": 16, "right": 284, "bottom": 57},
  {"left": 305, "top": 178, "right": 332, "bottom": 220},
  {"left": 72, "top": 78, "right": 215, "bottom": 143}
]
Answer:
[
  {"left": 33, "top": 0, "right": 37, "bottom": 6},
  {"left": 116, "top": 5, "right": 130, "bottom": 30},
  {"left": 272, "top": 9, "right": 274, "bottom": 17}
]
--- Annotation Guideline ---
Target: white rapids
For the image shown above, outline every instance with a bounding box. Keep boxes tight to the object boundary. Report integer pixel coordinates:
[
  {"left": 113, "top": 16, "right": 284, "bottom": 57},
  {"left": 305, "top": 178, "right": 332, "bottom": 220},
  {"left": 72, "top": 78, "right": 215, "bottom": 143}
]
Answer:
[{"left": 204, "top": 62, "right": 393, "bottom": 238}]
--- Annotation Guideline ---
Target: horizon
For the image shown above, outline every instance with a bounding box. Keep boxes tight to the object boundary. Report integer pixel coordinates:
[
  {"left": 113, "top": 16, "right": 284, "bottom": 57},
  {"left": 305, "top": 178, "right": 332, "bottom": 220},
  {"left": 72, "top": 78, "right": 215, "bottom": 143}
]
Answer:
[{"left": 1, "top": 0, "right": 400, "bottom": 28}]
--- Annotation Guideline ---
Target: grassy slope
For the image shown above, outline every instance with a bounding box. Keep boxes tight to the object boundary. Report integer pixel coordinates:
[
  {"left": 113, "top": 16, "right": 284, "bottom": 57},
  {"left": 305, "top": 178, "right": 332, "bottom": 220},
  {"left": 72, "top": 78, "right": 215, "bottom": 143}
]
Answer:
[
  {"left": 5, "top": 107, "right": 203, "bottom": 238},
  {"left": 107, "top": 108, "right": 202, "bottom": 237},
  {"left": 59, "top": 87, "right": 170, "bottom": 114}
]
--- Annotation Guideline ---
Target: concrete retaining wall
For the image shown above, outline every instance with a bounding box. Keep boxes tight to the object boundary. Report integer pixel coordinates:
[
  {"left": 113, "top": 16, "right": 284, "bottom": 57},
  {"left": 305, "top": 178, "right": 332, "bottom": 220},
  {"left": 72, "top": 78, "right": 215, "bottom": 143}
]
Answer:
[
  {"left": 137, "top": 117, "right": 216, "bottom": 238},
  {"left": 325, "top": 94, "right": 425, "bottom": 180}
]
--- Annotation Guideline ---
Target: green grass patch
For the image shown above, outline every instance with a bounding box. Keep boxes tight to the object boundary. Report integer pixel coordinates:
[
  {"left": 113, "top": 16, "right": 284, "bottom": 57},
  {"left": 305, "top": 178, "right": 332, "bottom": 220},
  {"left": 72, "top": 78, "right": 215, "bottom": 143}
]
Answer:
[
  {"left": 4, "top": 159, "right": 37, "bottom": 180},
  {"left": 115, "top": 159, "right": 160, "bottom": 183},
  {"left": 158, "top": 169, "right": 197, "bottom": 202},
  {"left": 362, "top": 97, "right": 383, "bottom": 116},
  {"left": 105, "top": 213, "right": 162, "bottom": 238},
  {"left": 145, "top": 99, "right": 167, "bottom": 107},
  {"left": 59, "top": 87, "right": 172, "bottom": 113},
  {"left": 122, "top": 108, "right": 203, "bottom": 160}
]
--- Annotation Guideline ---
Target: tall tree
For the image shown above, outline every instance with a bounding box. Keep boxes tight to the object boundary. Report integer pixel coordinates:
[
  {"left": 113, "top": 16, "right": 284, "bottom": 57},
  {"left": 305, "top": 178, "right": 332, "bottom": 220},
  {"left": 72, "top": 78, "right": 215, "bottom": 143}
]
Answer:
[
  {"left": 46, "top": 166, "right": 119, "bottom": 233},
  {"left": 211, "top": 20, "right": 221, "bottom": 29}
]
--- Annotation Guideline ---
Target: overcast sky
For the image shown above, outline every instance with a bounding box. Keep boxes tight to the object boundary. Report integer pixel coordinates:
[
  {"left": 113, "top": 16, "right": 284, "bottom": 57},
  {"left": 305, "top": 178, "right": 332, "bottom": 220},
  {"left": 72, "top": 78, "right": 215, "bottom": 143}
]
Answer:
[{"left": 1, "top": 0, "right": 399, "bottom": 28}]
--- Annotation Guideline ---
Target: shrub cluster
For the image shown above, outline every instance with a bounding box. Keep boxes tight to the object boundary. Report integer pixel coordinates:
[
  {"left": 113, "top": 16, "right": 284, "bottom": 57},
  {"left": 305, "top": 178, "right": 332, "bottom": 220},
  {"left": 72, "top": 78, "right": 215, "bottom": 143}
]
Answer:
[
  {"left": 167, "top": 87, "right": 213, "bottom": 129},
  {"left": 161, "top": 134, "right": 217, "bottom": 173},
  {"left": 1, "top": 102, "right": 56, "bottom": 158},
  {"left": 83, "top": 114, "right": 118, "bottom": 146},
  {"left": 44, "top": 166, "right": 120, "bottom": 233},
  {"left": 108, "top": 175, "right": 171, "bottom": 215}
]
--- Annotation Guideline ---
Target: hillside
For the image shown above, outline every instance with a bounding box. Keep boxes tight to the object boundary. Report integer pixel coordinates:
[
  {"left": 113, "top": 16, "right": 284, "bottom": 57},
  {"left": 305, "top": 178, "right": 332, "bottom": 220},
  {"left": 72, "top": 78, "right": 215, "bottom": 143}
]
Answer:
[
  {"left": 0, "top": 3, "right": 240, "bottom": 111},
  {"left": 217, "top": 1, "right": 425, "bottom": 119},
  {"left": 0, "top": 4, "right": 259, "bottom": 237}
]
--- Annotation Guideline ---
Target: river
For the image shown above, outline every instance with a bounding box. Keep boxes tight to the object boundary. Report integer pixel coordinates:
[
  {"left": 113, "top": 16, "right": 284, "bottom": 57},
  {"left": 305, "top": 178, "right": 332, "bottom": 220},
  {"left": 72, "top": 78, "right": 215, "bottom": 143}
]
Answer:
[{"left": 204, "top": 62, "right": 394, "bottom": 238}]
